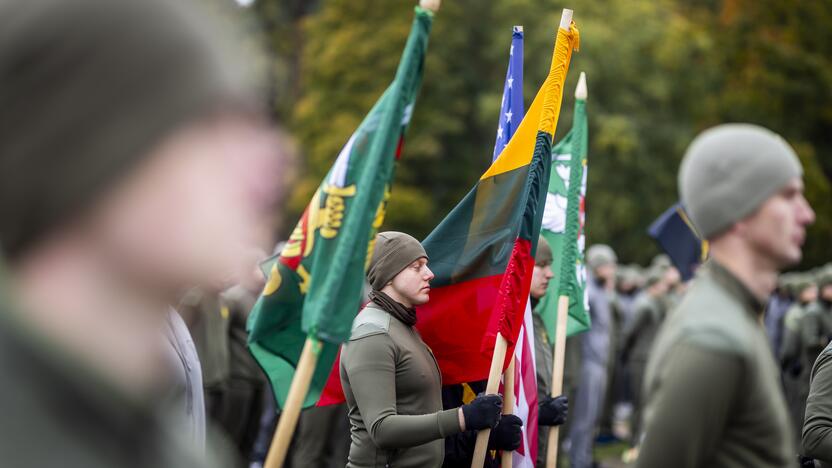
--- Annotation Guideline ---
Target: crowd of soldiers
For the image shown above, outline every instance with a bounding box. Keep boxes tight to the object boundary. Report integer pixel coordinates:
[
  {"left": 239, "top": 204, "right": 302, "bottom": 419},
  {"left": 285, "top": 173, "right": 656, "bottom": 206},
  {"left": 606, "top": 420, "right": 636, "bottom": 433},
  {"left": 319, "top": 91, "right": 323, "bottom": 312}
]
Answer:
[{"left": 555, "top": 250, "right": 832, "bottom": 467}]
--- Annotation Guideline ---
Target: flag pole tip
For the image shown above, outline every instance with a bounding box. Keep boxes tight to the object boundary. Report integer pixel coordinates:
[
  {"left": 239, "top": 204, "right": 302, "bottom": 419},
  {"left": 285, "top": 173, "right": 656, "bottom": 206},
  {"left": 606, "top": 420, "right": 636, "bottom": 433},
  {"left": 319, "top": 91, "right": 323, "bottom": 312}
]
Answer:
[
  {"left": 560, "top": 9, "right": 573, "bottom": 31},
  {"left": 575, "top": 72, "right": 587, "bottom": 99},
  {"left": 420, "top": 0, "right": 440, "bottom": 12}
]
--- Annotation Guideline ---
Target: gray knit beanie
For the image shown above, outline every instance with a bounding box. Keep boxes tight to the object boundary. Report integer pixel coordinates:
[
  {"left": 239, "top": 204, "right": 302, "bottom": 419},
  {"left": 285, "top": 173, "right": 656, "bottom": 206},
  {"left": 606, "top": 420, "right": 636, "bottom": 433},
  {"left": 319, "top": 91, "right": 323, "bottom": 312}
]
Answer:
[
  {"left": 587, "top": 244, "right": 617, "bottom": 270},
  {"left": 0, "top": 0, "right": 259, "bottom": 259},
  {"left": 679, "top": 124, "right": 803, "bottom": 239},
  {"left": 367, "top": 232, "right": 428, "bottom": 291}
]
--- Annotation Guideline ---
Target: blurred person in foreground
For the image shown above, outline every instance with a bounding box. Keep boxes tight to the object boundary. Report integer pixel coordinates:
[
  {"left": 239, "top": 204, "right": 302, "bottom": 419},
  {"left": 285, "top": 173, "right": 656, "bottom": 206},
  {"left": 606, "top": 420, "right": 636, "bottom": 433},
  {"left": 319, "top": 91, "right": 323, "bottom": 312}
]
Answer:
[
  {"left": 636, "top": 124, "right": 815, "bottom": 468},
  {"left": 802, "top": 267, "right": 832, "bottom": 467},
  {"left": 0, "top": 0, "right": 286, "bottom": 466}
]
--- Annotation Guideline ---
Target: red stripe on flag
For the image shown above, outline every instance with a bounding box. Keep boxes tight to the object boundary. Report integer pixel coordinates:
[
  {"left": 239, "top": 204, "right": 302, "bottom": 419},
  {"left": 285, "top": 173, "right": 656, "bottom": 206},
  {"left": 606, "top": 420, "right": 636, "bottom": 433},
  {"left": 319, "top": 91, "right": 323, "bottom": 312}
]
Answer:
[
  {"left": 415, "top": 274, "right": 505, "bottom": 385},
  {"left": 316, "top": 351, "right": 345, "bottom": 406},
  {"left": 484, "top": 237, "right": 534, "bottom": 355},
  {"left": 519, "top": 318, "right": 538, "bottom": 463}
]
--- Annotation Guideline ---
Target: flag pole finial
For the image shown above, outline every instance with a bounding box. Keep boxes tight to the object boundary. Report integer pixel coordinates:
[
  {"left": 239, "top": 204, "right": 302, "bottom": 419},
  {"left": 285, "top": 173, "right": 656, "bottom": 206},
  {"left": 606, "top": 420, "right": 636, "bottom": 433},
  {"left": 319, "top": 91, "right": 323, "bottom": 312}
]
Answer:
[
  {"left": 419, "top": 0, "right": 440, "bottom": 12},
  {"left": 560, "top": 9, "right": 573, "bottom": 31},
  {"left": 575, "top": 71, "right": 587, "bottom": 100}
]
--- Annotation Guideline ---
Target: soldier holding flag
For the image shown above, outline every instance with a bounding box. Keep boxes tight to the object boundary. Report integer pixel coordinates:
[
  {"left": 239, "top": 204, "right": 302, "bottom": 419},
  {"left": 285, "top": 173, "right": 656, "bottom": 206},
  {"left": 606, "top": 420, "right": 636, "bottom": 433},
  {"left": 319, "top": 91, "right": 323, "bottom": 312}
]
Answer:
[{"left": 340, "top": 232, "right": 507, "bottom": 468}]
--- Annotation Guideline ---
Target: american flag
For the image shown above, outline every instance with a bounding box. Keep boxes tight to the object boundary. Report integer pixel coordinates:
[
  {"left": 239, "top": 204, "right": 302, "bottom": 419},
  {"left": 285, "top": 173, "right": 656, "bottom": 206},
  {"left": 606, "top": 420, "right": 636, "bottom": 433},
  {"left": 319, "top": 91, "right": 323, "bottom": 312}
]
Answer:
[{"left": 493, "top": 26, "right": 538, "bottom": 468}]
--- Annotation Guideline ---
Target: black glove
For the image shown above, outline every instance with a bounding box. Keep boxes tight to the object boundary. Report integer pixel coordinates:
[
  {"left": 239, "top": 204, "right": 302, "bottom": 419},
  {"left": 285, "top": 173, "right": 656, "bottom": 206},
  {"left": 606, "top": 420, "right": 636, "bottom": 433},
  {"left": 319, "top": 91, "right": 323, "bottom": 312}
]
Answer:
[
  {"left": 787, "top": 360, "right": 803, "bottom": 378},
  {"left": 461, "top": 394, "right": 503, "bottom": 431},
  {"left": 489, "top": 414, "right": 523, "bottom": 451},
  {"left": 539, "top": 395, "right": 568, "bottom": 426},
  {"left": 798, "top": 455, "right": 816, "bottom": 468}
]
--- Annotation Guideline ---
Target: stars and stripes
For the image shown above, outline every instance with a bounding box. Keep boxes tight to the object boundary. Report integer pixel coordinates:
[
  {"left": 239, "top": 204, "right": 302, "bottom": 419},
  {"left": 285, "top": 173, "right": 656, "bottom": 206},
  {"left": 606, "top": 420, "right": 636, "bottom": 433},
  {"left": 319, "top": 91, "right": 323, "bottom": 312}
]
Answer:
[
  {"left": 492, "top": 25, "right": 538, "bottom": 468},
  {"left": 493, "top": 25, "right": 524, "bottom": 162}
]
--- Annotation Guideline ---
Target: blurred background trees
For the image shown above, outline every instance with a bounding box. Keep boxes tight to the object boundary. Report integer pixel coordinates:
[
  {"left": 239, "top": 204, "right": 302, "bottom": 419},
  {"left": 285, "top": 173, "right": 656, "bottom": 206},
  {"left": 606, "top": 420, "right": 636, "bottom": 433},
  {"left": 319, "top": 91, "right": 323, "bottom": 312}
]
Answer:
[{"left": 240, "top": 0, "right": 832, "bottom": 268}]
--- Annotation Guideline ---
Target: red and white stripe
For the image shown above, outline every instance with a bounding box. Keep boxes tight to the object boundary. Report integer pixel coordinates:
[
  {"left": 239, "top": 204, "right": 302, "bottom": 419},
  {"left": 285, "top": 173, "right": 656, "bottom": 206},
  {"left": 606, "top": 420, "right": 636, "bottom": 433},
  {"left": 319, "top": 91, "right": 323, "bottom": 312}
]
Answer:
[{"left": 512, "top": 300, "right": 538, "bottom": 467}]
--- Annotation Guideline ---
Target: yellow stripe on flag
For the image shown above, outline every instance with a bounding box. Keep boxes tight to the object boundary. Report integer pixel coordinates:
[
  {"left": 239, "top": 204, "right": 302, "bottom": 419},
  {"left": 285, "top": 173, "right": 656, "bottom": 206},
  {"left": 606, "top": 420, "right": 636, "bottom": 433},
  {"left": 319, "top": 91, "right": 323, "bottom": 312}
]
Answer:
[{"left": 480, "top": 23, "right": 580, "bottom": 181}]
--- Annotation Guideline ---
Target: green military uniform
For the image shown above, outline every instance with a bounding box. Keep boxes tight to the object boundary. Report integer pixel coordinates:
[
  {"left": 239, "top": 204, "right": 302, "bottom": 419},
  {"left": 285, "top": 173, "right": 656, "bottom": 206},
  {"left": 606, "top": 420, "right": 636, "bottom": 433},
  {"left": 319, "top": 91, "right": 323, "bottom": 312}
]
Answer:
[
  {"left": 532, "top": 309, "right": 580, "bottom": 466},
  {"left": 181, "top": 288, "right": 230, "bottom": 391},
  {"left": 533, "top": 312, "right": 553, "bottom": 465},
  {"left": 803, "top": 314, "right": 832, "bottom": 466},
  {"left": 636, "top": 261, "right": 793, "bottom": 468},
  {"left": 289, "top": 404, "right": 351, "bottom": 468},
  {"left": 620, "top": 292, "right": 665, "bottom": 446},
  {"left": 340, "top": 305, "right": 461, "bottom": 467},
  {"left": 0, "top": 307, "right": 228, "bottom": 468},
  {"left": 781, "top": 294, "right": 826, "bottom": 446},
  {"left": 217, "top": 285, "right": 269, "bottom": 463}
]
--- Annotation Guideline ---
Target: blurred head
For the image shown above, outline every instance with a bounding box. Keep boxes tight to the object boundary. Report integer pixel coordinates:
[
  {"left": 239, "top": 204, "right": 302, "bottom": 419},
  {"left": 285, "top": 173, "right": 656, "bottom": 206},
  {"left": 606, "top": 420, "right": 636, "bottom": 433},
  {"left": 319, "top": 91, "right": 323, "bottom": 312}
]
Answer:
[
  {"left": 587, "top": 244, "right": 617, "bottom": 284},
  {"left": 798, "top": 282, "right": 819, "bottom": 305},
  {"left": 819, "top": 268, "right": 832, "bottom": 303},
  {"left": 644, "top": 267, "right": 668, "bottom": 297},
  {"left": 0, "top": 0, "right": 285, "bottom": 296},
  {"left": 531, "top": 237, "right": 554, "bottom": 300},
  {"left": 663, "top": 266, "right": 681, "bottom": 290},
  {"left": 679, "top": 124, "right": 814, "bottom": 270},
  {"left": 0, "top": 0, "right": 285, "bottom": 395},
  {"left": 368, "top": 232, "right": 432, "bottom": 308}
]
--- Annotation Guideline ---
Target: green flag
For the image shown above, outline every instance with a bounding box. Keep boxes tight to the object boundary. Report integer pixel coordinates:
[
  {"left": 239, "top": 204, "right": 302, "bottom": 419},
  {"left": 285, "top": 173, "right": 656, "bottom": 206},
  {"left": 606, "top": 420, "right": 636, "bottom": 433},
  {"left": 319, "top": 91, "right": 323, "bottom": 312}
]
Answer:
[
  {"left": 247, "top": 7, "right": 433, "bottom": 409},
  {"left": 536, "top": 93, "right": 590, "bottom": 339}
]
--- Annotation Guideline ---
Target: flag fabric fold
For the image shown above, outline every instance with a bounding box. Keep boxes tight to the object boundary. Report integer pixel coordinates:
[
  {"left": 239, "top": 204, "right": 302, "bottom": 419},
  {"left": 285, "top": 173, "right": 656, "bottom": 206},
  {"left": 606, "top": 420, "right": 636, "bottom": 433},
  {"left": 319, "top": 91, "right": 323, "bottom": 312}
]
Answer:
[
  {"left": 537, "top": 96, "right": 590, "bottom": 339},
  {"left": 415, "top": 22, "right": 580, "bottom": 386},
  {"left": 247, "top": 7, "right": 434, "bottom": 409},
  {"left": 647, "top": 202, "right": 706, "bottom": 281},
  {"left": 491, "top": 27, "right": 538, "bottom": 467}
]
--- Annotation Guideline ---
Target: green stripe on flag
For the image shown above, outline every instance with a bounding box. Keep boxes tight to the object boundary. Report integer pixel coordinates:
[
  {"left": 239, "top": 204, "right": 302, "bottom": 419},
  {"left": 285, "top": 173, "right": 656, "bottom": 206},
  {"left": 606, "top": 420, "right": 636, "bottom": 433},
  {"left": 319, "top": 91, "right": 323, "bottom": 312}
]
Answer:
[
  {"left": 536, "top": 97, "right": 590, "bottom": 339},
  {"left": 247, "top": 7, "right": 433, "bottom": 409}
]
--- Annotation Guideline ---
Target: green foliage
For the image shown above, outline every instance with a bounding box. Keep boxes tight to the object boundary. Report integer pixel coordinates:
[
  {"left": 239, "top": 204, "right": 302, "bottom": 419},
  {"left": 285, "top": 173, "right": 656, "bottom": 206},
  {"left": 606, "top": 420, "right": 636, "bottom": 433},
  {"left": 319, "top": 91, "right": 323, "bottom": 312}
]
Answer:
[{"left": 251, "top": 0, "right": 832, "bottom": 268}]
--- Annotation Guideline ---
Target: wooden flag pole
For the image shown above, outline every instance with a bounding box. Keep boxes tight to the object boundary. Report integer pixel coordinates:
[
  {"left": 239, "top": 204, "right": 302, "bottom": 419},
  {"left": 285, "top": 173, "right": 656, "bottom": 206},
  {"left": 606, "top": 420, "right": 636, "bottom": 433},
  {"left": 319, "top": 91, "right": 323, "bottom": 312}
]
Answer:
[
  {"left": 501, "top": 358, "right": 517, "bottom": 467},
  {"left": 264, "top": 336, "right": 320, "bottom": 468},
  {"left": 471, "top": 332, "right": 508, "bottom": 468},
  {"left": 545, "top": 296, "right": 570, "bottom": 467}
]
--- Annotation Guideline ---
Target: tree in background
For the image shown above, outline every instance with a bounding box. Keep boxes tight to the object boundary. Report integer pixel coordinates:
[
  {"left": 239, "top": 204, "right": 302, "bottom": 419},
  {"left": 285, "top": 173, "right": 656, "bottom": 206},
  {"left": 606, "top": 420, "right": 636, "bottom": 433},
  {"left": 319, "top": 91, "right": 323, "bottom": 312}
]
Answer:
[{"left": 247, "top": 0, "right": 832, "bottom": 269}]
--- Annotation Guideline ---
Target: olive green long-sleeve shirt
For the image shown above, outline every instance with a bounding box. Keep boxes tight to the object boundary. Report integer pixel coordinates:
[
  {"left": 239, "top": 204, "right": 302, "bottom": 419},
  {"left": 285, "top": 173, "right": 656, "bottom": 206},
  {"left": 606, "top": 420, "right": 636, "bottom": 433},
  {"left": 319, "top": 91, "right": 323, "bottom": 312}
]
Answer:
[
  {"left": 340, "top": 305, "right": 461, "bottom": 468},
  {"left": 803, "top": 325, "right": 832, "bottom": 467},
  {"left": 636, "top": 261, "right": 793, "bottom": 468}
]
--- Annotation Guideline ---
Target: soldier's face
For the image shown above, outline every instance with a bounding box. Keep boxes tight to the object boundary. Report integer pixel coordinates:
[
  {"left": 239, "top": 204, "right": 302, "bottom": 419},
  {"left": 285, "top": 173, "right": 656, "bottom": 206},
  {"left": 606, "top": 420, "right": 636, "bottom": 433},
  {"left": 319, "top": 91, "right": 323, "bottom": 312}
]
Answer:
[
  {"left": 389, "top": 257, "right": 433, "bottom": 308},
  {"left": 85, "top": 113, "right": 284, "bottom": 296},
  {"left": 822, "top": 285, "right": 832, "bottom": 302},
  {"left": 799, "top": 285, "right": 819, "bottom": 304},
  {"left": 530, "top": 262, "right": 554, "bottom": 299},
  {"left": 739, "top": 178, "right": 815, "bottom": 269}
]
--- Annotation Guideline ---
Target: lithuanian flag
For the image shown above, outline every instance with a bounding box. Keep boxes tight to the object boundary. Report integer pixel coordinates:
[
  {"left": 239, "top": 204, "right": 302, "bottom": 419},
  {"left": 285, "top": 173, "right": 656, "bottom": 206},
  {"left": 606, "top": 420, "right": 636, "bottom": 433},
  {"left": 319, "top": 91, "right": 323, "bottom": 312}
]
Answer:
[{"left": 415, "top": 22, "right": 580, "bottom": 385}]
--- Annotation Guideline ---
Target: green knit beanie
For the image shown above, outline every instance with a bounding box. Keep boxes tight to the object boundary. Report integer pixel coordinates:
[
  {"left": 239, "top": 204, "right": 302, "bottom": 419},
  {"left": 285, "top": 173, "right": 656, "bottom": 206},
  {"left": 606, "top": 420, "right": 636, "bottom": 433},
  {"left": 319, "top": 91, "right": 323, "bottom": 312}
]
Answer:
[
  {"left": 678, "top": 124, "right": 803, "bottom": 239},
  {"left": 0, "top": 0, "right": 259, "bottom": 259},
  {"left": 367, "top": 232, "right": 428, "bottom": 291}
]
